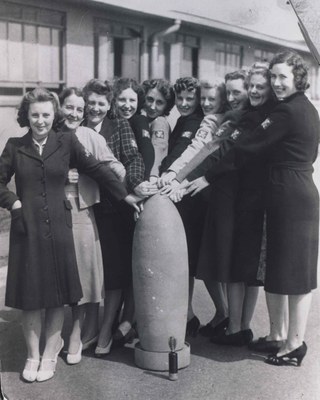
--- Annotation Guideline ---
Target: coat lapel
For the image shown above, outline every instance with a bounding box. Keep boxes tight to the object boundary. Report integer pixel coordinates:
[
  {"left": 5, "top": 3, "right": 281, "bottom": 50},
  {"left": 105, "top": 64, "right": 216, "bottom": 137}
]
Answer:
[
  {"left": 42, "top": 130, "right": 63, "bottom": 160},
  {"left": 18, "top": 130, "right": 42, "bottom": 161}
]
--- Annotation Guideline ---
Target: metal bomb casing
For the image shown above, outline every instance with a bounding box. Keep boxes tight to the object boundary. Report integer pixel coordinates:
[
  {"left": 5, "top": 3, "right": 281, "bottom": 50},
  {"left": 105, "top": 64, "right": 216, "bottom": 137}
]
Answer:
[{"left": 132, "top": 193, "right": 190, "bottom": 371}]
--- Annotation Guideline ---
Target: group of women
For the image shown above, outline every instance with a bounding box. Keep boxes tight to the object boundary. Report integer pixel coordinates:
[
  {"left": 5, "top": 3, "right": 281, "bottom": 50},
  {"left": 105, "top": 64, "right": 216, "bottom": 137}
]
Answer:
[{"left": 0, "top": 49, "right": 318, "bottom": 383}]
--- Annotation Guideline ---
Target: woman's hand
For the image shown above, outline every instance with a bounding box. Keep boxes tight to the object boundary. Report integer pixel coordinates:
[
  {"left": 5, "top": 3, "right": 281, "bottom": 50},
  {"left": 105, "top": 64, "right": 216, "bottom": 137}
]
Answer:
[
  {"left": 185, "top": 177, "right": 210, "bottom": 196},
  {"left": 134, "top": 181, "right": 159, "bottom": 198},
  {"left": 124, "top": 194, "right": 144, "bottom": 213},
  {"left": 68, "top": 168, "right": 79, "bottom": 184},
  {"left": 169, "top": 188, "right": 186, "bottom": 203},
  {"left": 159, "top": 171, "right": 177, "bottom": 188},
  {"left": 160, "top": 179, "right": 180, "bottom": 195},
  {"left": 11, "top": 200, "right": 22, "bottom": 210}
]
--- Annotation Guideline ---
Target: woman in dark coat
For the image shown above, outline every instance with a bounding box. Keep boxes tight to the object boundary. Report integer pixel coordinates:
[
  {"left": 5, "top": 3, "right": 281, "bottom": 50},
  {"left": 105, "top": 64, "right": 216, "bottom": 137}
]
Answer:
[
  {"left": 186, "top": 51, "right": 319, "bottom": 365},
  {"left": 0, "top": 88, "right": 140, "bottom": 382}
]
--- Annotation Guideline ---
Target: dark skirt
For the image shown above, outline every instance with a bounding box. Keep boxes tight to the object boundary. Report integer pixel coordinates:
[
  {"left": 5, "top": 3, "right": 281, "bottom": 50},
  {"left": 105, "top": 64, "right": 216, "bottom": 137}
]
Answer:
[
  {"left": 176, "top": 190, "right": 208, "bottom": 277},
  {"left": 94, "top": 202, "right": 135, "bottom": 290},
  {"left": 264, "top": 165, "right": 319, "bottom": 294},
  {"left": 196, "top": 172, "right": 239, "bottom": 283}
]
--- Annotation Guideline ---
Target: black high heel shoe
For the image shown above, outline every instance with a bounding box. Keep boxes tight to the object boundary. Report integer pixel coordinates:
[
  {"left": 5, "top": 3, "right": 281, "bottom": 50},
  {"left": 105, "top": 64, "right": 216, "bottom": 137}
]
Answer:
[
  {"left": 186, "top": 316, "right": 200, "bottom": 337},
  {"left": 265, "top": 342, "right": 307, "bottom": 367},
  {"left": 199, "top": 318, "right": 229, "bottom": 337}
]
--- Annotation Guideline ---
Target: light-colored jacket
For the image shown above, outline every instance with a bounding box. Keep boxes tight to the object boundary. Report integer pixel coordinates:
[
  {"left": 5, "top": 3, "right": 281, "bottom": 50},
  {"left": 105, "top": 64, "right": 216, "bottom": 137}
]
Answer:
[
  {"left": 168, "top": 113, "right": 224, "bottom": 175},
  {"left": 75, "top": 126, "right": 126, "bottom": 209}
]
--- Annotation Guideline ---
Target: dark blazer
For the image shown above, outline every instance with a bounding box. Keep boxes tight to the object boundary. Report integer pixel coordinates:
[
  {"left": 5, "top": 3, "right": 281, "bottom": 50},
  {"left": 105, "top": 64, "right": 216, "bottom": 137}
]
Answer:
[
  {"left": 160, "top": 108, "right": 203, "bottom": 173},
  {"left": 129, "top": 114, "right": 155, "bottom": 180},
  {"left": 0, "top": 130, "right": 127, "bottom": 310}
]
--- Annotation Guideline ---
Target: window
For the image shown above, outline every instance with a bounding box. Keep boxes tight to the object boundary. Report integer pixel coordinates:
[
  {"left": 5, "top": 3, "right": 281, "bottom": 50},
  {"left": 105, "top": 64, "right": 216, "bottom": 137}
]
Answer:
[
  {"left": 178, "top": 34, "right": 200, "bottom": 78},
  {"left": 94, "top": 19, "right": 142, "bottom": 81},
  {"left": 216, "top": 42, "right": 242, "bottom": 80},
  {"left": 254, "top": 49, "right": 275, "bottom": 63},
  {"left": 0, "top": 1, "right": 65, "bottom": 96}
]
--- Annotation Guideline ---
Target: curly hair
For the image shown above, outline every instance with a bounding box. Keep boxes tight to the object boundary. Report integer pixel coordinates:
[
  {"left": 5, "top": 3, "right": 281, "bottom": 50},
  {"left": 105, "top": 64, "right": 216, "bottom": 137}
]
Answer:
[
  {"left": 174, "top": 76, "right": 201, "bottom": 101},
  {"left": 112, "top": 77, "right": 145, "bottom": 116},
  {"left": 224, "top": 69, "right": 249, "bottom": 90},
  {"left": 269, "top": 50, "right": 309, "bottom": 91},
  {"left": 142, "top": 78, "right": 175, "bottom": 116},
  {"left": 59, "top": 87, "right": 83, "bottom": 106},
  {"left": 82, "top": 78, "right": 113, "bottom": 103},
  {"left": 17, "top": 87, "right": 62, "bottom": 130},
  {"left": 200, "top": 80, "right": 230, "bottom": 114}
]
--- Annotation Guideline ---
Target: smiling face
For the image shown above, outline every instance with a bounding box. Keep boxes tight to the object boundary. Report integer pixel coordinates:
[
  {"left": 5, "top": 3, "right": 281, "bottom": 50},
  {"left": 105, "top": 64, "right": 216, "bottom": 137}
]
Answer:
[
  {"left": 248, "top": 74, "right": 271, "bottom": 107},
  {"left": 200, "top": 87, "right": 221, "bottom": 116},
  {"left": 271, "top": 62, "right": 297, "bottom": 100},
  {"left": 175, "top": 89, "right": 199, "bottom": 117},
  {"left": 61, "top": 94, "right": 85, "bottom": 130},
  {"left": 144, "top": 88, "right": 167, "bottom": 120},
  {"left": 226, "top": 78, "right": 248, "bottom": 111},
  {"left": 86, "top": 92, "right": 110, "bottom": 128},
  {"left": 28, "top": 101, "right": 55, "bottom": 140},
  {"left": 116, "top": 87, "right": 138, "bottom": 120}
]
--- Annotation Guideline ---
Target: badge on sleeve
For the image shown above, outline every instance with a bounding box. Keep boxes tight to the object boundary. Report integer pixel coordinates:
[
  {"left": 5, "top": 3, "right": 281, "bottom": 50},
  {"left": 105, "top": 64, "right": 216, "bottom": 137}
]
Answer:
[
  {"left": 142, "top": 129, "right": 150, "bottom": 138},
  {"left": 215, "top": 126, "right": 225, "bottom": 137},
  {"left": 231, "top": 129, "right": 241, "bottom": 140},
  {"left": 181, "top": 131, "right": 192, "bottom": 138},
  {"left": 261, "top": 118, "right": 272, "bottom": 130},
  {"left": 130, "top": 139, "right": 138, "bottom": 148},
  {"left": 84, "top": 148, "right": 92, "bottom": 157},
  {"left": 154, "top": 130, "right": 165, "bottom": 139},
  {"left": 196, "top": 129, "right": 208, "bottom": 139}
]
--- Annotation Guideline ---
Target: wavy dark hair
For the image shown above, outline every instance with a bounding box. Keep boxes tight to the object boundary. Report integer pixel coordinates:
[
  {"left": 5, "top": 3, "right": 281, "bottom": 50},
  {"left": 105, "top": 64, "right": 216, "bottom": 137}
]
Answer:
[
  {"left": 82, "top": 78, "right": 113, "bottom": 103},
  {"left": 200, "top": 80, "right": 230, "bottom": 114},
  {"left": 17, "top": 87, "right": 63, "bottom": 130},
  {"left": 142, "top": 78, "right": 175, "bottom": 116},
  {"left": 174, "top": 76, "right": 201, "bottom": 101},
  {"left": 269, "top": 50, "right": 309, "bottom": 91},
  {"left": 111, "top": 77, "right": 145, "bottom": 117}
]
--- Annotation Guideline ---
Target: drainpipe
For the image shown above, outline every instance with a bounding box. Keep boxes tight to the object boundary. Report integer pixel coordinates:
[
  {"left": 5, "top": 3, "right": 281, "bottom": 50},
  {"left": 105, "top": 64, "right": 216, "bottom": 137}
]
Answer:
[{"left": 150, "top": 19, "right": 181, "bottom": 78}]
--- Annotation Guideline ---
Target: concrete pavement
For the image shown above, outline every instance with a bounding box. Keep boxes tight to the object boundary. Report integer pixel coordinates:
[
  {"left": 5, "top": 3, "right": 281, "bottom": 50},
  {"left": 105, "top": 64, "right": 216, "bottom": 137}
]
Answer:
[{"left": 0, "top": 272, "right": 320, "bottom": 400}]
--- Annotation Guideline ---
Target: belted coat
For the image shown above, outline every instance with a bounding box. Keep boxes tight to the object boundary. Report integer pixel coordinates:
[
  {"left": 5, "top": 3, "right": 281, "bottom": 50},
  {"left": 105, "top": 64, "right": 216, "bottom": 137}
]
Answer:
[{"left": 0, "top": 129, "right": 127, "bottom": 310}]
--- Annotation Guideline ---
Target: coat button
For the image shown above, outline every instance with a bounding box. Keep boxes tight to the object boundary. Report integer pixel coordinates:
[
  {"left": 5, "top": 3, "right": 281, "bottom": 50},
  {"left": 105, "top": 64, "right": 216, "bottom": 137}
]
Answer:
[
  {"left": 42, "top": 192, "right": 46, "bottom": 197},
  {"left": 43, "top": 205, "right": 48, "bottom": 211},
  {"left": 45, "top": 219, "right": 50, "bottom": 224}
]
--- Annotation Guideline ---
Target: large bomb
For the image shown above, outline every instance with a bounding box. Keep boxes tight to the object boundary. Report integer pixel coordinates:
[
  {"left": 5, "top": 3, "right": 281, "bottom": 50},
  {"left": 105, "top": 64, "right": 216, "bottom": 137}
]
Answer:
[{"left": 132, "top": 194, "right": 190, "bottom": 371}]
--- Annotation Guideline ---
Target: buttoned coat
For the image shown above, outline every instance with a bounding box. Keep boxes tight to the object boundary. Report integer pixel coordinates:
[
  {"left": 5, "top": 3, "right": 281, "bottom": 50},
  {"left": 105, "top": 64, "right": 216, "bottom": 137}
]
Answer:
[{"left": 0, "top": 130, "right": 127, "bottom": 310}]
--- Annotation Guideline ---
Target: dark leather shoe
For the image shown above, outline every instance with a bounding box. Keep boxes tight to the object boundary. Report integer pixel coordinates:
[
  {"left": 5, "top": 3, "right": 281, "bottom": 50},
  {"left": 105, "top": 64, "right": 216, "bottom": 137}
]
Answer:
[
  {"left": 186, "top": 316, "right": 200, "bottom": 337},
  {"left": 211, "top": 330, "right": 245, "bottom": 346},
  {"left": 242, "top": 329, "right": 253, "bottom": 344},
  {"left": 112, "top": 327, "right": 136, "bottom": 348},
  {"left": 248, "top": 336, "right": 284, "bottom": 353},
  {"left": 199, "top": 318, "right": 229, "bottom": 337}
]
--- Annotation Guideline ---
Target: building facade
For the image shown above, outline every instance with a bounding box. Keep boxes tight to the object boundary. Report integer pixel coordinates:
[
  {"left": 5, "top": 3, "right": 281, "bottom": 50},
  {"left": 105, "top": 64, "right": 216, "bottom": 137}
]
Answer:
[{"left": 0, "top": 0, "right": 319, "bottom": 132}]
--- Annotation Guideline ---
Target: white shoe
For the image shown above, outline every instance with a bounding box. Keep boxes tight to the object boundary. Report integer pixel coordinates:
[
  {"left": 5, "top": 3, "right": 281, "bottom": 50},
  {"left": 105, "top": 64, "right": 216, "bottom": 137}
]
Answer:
[
  {"left": 67, "top": 342, "right": 83, "bottom": 365},
  {"left": 94, "top": 338, "right": 113, "bottom": 357},
  {"left": 36, "top": 338, "right": 64, "bottom": 382},
  {"left": 82, "top": 335, "right": 99, "bottom": 351},
  {"left": 22, "top": 358, "right": 40, "bottom": 382}
]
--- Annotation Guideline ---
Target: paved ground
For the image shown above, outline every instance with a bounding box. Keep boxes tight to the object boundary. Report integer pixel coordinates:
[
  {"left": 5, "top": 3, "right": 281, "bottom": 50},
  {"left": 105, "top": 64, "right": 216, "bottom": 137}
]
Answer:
[
  {"left": 0, "top": 157, "right": 319, "bottom": 400},
  {"left": 0, "top": 274, "right": 319, "bottom": 400}
]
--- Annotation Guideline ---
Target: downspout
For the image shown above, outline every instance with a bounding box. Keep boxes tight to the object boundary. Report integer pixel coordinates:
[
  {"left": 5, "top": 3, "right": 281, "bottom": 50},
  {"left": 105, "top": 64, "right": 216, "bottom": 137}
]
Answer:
[{"left": 150, "top": 19, "right": 181, "bottom": 78}]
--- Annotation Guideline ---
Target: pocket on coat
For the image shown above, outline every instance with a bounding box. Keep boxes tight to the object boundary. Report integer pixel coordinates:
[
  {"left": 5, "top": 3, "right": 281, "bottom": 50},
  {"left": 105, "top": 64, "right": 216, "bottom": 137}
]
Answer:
[
  {"left": 10, "top": 207, "right": 26, "bottom": 235},
  {"left": 64, "top": 199, "right": 73, "bottom": 228}
]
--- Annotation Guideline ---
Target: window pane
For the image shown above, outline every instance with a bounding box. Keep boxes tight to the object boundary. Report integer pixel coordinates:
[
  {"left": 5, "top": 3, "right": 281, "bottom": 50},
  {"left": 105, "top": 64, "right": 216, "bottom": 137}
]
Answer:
[
  {"left": 51, "top": 29, "right": 60, "bottom": 81},
  {"left": 98, "top": 34, "right": 113, "bottom": 80},
  {"left": 8, "top": 23, "right": 23, "bottom": 81},
  {"left": 38, "top": 27, "right": 51, "bottom": 81},
  {"left": 0, "top": 22, "right": 8, "bottom": 80},
  {"left": 24, "top": 25, "right": 37, "bottom": 81}
]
